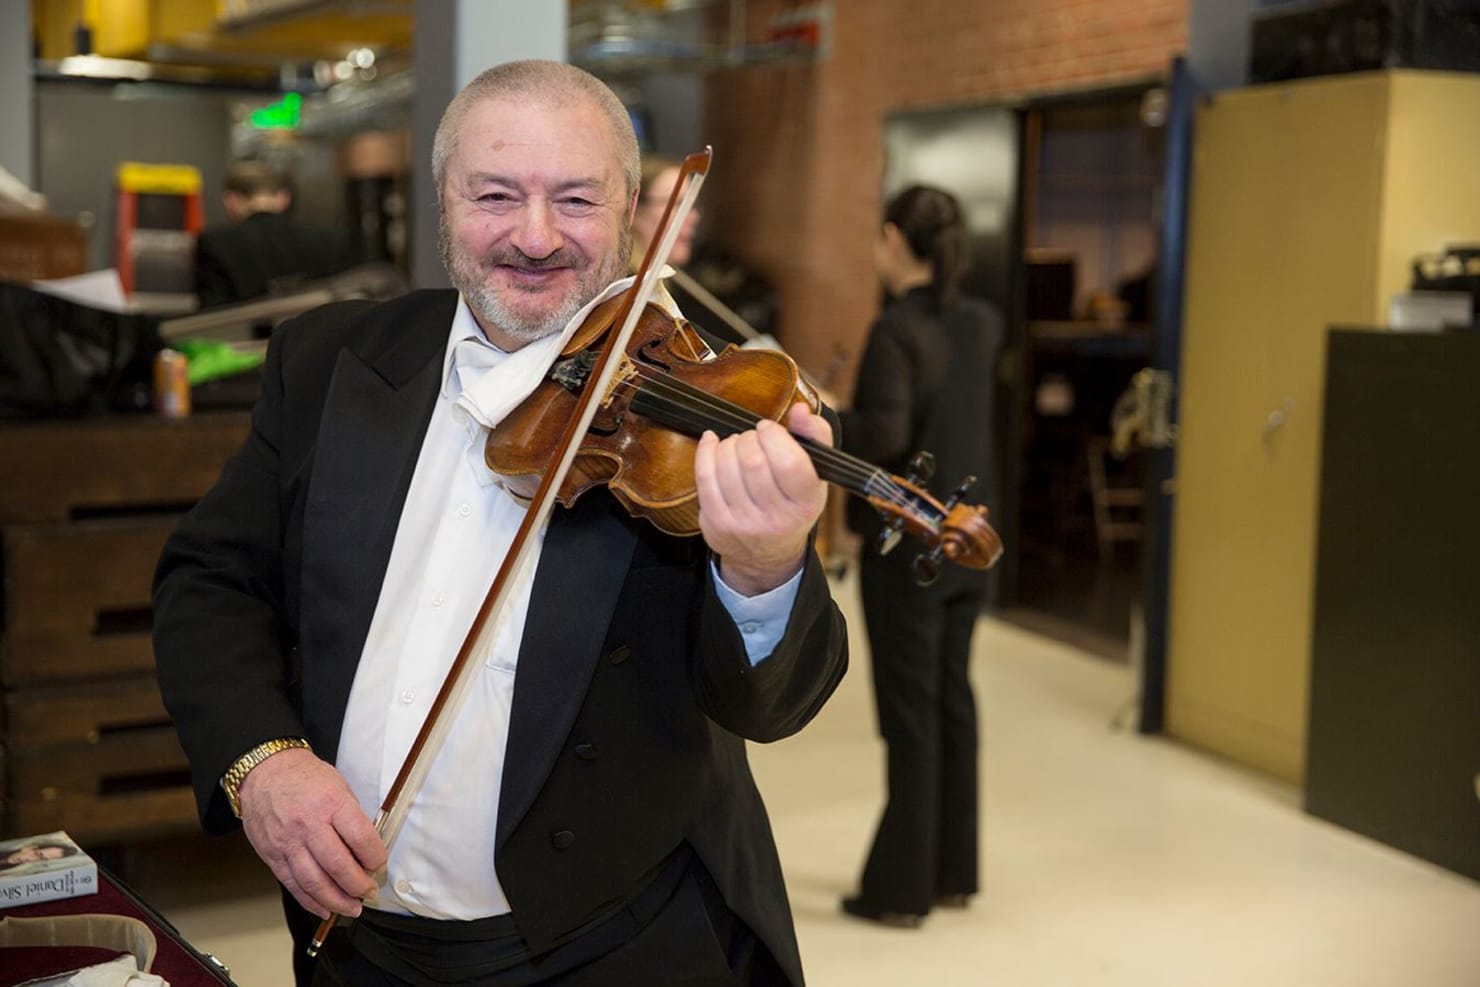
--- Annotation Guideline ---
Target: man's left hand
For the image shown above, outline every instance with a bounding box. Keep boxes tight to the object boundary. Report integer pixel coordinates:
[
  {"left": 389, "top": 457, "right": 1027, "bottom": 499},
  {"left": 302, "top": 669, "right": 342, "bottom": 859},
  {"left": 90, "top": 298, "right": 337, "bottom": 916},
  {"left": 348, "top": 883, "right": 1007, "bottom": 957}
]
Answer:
[{"left": 695, "top": 402, "right": 832, "bottom": 596}]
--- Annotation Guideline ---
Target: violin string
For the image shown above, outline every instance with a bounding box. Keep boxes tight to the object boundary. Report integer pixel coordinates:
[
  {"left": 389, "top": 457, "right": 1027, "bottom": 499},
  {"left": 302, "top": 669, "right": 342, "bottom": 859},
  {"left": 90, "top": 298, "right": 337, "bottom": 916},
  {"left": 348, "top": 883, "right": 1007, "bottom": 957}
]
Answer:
[
  {"left": 616, "top": 365, "right": 936, "bottom": 520},
  {"left": 623, "top": 366, "right": 928, "bottom": 516},
  {"left": 621, "top": 365, "right": 877, "bottom": 487},
  {"left": 551, "top": 337, "right": 934, "bottom": 518}
]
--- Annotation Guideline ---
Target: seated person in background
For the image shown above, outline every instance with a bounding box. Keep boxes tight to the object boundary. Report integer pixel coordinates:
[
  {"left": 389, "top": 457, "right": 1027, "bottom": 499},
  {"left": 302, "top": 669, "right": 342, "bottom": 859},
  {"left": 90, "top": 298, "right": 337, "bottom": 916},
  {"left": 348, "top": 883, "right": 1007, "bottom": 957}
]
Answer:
[
  {"left": 633, "top": 154, "right": 701, "bottom": 271},
  {"left": 194, "top": 162, "right": 353, "bottom": 309},
  {"left": 633, "top": 154, "right": 779, "bottom": 349}
]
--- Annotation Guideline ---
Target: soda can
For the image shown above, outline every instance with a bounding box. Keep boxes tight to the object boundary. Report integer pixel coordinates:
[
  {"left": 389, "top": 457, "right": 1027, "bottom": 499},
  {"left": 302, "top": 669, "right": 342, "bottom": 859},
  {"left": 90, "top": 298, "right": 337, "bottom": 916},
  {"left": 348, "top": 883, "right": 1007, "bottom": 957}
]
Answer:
[{"left": 153, "top": 348, "right": 191, "bottom": 418}]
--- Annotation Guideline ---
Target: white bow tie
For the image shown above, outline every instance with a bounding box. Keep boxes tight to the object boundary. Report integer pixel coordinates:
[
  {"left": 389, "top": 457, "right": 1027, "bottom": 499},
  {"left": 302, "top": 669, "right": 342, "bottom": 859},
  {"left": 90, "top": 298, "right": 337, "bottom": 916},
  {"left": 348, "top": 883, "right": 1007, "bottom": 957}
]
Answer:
[
  {"left": 450, "top": 336, "right": 504, "bottom": 399},
  {"left": 444, "top": 337, "right": 511, "bottom": 488}
]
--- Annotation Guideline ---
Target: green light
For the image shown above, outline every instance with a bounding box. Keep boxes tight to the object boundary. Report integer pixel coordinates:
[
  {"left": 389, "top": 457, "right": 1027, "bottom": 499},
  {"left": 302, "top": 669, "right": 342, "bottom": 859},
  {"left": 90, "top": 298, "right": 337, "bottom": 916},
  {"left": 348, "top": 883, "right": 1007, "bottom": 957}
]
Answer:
[{"left": 248, "top": 93, "right": 302, "bottom": 130}]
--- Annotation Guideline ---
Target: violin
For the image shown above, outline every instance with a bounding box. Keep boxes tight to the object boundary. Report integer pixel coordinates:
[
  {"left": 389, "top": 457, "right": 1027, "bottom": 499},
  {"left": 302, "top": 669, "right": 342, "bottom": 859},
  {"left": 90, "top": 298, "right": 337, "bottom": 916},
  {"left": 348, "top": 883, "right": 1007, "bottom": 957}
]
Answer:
[{"left": 485, "top": 291, "right": 1004, "bottom": 580}]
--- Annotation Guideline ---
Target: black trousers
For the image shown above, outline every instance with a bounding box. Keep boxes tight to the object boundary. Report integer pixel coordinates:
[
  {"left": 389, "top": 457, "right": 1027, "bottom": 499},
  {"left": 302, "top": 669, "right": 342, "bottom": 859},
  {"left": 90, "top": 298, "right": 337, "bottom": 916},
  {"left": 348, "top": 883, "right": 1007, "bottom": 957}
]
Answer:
[
  {"left": 284, "top": 850, "right": 788, "bottom": 986},
  {"left": 854, "top": 555, "right": 982, "bottom": 915}
]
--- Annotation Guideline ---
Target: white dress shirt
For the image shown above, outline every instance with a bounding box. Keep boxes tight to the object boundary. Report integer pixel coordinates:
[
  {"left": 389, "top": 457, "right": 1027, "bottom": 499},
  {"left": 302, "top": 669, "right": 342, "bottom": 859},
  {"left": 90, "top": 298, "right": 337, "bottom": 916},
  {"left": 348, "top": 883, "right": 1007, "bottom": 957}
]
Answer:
[{"left": 336, "top": 286, "right": 802, "bottom": 919}]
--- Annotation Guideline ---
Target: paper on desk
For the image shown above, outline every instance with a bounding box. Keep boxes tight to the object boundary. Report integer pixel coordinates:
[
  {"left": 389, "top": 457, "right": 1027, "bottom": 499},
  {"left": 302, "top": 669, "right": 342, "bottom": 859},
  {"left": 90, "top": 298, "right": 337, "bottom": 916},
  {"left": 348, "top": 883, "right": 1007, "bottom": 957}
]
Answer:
[{"left": 29, "top": 270, "right": 130, "bottom": 314}]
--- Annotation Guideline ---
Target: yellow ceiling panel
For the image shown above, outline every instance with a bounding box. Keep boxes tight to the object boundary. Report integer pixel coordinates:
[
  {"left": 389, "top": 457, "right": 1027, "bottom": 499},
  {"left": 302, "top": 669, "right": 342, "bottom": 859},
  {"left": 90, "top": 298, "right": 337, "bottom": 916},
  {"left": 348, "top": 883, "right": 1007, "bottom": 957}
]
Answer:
[
  {"left": 34, "top": 0, "right": 412, "bottom": 65},
  {"left": 153, "top": 0, "right": 221, "bottom": 45}
]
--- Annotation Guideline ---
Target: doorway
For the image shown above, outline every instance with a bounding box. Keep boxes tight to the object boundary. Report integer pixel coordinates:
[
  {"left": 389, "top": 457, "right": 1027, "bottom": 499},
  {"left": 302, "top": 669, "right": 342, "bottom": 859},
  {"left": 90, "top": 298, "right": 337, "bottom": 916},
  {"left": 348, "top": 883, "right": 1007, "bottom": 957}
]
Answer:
[
  {"left": 1005, "top": 85, "right": 1167, "bottom": 662},
  {"left": 880, "top": 86, "right": 1171, "bottom": 664}
]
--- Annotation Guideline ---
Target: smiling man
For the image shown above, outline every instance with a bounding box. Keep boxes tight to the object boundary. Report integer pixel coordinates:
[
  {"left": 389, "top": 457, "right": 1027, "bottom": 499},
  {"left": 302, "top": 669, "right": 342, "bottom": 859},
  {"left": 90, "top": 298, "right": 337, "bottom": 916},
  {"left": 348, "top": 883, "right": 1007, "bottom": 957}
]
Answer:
[
  {"left": 433, "top": 70, "right": 634, "bottom": 349},
  {"left": 152, "top": 59, "right": 846, "bottom": 987}
]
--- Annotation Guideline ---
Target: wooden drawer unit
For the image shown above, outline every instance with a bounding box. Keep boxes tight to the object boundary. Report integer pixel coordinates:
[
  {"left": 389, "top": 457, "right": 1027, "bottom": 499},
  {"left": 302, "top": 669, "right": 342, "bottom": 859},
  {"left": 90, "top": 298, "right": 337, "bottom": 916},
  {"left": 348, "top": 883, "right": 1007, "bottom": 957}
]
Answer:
[
  {"left": 4, "top": 679, "right": 194, "bottom": 843},
  {"left": 0, "top": 413, "right": 249, "bottom": 843},
  {"left": 4, "top": 519, "right": 176, "bottom": 684}
]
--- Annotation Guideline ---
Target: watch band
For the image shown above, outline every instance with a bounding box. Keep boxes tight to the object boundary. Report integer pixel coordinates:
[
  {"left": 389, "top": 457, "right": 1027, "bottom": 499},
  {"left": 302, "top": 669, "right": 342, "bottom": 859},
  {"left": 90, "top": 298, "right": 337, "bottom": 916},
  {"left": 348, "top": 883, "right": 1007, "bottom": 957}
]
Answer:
[{"left": 221, "top": 737, "right": 311, "bottom": 818}]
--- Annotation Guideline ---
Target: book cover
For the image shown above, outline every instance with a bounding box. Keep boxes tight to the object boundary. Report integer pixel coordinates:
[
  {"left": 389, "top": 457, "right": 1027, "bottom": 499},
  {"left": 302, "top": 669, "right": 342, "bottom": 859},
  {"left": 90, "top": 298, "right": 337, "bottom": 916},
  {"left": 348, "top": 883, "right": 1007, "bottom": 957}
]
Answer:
[{"left": 0, "top": 830, "right": 98, "bottom": 908}]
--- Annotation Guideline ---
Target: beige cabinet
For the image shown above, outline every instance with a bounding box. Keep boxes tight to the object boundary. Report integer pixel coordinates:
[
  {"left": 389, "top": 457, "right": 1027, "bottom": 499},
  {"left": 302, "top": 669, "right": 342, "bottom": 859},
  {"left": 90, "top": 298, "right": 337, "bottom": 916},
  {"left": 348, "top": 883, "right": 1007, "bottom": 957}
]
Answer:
[{"left": 1168, "top": 70, "right": 1480, "bottom": 783}]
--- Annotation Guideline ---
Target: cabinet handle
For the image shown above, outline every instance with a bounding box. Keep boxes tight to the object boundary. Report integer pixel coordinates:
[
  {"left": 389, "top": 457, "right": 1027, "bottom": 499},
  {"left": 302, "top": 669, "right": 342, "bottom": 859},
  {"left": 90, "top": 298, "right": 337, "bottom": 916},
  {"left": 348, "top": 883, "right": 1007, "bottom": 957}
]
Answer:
[{"left": 1262, "top": 399, "right": 1294, "bottom": 455}]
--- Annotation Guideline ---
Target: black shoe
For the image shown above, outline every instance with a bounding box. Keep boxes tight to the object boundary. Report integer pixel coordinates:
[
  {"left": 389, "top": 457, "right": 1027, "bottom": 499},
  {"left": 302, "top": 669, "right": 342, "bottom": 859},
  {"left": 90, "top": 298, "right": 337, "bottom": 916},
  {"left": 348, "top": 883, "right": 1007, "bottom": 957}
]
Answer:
[
  {"left": 934, "top": 893, "right": 973, "bottom": 909},
  {"left": 840, "top": 896, "right": 925, "bottom": 929}
]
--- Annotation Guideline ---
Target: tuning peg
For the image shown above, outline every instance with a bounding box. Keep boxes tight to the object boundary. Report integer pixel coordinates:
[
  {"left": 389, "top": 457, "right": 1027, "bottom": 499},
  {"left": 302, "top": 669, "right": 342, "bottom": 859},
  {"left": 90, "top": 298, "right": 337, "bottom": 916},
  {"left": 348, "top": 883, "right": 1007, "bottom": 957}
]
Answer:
[
  {"left": 906, "top": 451, "right": 935, "bottom": 485},
  {"left": 911, "top": 547, "right": 942, "bottom": 586},
  {"left": 875, "top": 519, "right": 904, "bottom": 557},
  {"left": 945, "top": 475, "right": 977, "bottom": 508}
]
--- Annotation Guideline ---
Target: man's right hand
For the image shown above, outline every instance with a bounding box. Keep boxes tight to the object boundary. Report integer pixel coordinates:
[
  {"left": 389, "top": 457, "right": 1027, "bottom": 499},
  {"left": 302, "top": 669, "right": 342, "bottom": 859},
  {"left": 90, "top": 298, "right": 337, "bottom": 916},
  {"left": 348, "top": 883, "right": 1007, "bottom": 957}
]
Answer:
[{"left": 237, "top": 748, "right": 386, "bottom": 920}]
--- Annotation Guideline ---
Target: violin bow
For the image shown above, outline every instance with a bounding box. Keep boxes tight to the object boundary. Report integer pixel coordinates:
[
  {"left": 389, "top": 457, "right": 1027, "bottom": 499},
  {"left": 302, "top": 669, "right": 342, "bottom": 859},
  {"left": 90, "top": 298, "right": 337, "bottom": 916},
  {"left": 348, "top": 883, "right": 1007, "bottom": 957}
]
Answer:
[
  {"left": 668, "top": 259, "right": 845, "bottom": 396},
  {"left": 309, "top": 147, "right": 712, "bottom": 955},
  {"left": 668, "top": 265, "right": 761, "bottom": 344}
]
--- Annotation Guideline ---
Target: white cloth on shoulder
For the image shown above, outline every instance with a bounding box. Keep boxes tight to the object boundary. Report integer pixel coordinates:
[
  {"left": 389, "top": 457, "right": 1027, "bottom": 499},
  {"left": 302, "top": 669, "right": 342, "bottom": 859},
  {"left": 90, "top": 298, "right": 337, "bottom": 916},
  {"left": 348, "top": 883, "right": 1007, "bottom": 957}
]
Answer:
[{"left": 451, "top": 269, "right": 681, "bottom": 433}]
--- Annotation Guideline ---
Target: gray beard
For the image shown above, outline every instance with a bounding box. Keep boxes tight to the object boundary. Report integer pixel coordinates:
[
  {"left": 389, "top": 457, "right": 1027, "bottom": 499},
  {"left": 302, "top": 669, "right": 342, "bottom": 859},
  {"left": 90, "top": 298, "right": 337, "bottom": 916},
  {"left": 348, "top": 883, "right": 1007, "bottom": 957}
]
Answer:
[
  {"left": 440, "top": 215, "right": 631, "bottom": 345},
  {"left": 463, "top": 278, "right": 585, "bottom": 347}
]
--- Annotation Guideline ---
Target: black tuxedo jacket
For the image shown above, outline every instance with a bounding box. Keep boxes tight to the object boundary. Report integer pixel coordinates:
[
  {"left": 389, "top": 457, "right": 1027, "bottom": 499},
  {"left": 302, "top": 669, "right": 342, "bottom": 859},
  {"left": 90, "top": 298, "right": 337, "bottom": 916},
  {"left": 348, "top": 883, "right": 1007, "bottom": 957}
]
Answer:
[{"left": 152, "top": 289, "right": 847, "bottom": 984}]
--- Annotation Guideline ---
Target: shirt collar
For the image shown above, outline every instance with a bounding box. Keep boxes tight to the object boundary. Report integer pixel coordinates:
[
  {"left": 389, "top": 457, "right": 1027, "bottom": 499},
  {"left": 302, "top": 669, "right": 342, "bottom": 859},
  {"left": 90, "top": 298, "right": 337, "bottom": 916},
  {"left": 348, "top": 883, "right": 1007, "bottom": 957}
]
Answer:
[{"left": 440, "top": 296, "right": 506, "bottom": 402}]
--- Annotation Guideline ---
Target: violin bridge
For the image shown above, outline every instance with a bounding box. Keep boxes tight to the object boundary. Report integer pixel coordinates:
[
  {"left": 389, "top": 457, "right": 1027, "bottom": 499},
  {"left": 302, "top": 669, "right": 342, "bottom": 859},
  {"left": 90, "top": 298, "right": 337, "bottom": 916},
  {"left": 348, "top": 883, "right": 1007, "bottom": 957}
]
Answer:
[{"left": 602, "top": 356, "right": 639, "bottom": 408}]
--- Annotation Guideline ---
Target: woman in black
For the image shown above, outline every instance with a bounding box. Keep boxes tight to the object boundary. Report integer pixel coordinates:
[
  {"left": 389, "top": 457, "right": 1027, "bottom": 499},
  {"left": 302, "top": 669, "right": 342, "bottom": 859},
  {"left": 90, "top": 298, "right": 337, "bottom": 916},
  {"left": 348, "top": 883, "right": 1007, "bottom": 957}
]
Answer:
[{"left": 838, "top": 185, "right": 1005, "bottom": 927}]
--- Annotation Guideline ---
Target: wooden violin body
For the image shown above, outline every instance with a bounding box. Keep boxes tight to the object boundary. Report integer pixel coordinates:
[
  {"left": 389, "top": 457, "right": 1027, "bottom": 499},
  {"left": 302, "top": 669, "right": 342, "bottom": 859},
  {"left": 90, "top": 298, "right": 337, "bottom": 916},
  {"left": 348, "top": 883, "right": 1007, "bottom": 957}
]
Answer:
[{"left": 488, "top": 299, "right": 815, "bottom": 535}]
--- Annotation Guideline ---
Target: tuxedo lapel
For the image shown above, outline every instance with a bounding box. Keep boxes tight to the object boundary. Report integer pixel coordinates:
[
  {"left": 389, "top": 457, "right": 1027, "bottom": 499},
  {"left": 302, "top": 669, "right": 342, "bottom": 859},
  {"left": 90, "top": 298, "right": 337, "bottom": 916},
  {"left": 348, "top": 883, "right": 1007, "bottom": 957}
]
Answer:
[
  {"left": 497, "top": 496, "right": 637, "bottom": 848},
  {"left": 299, "top": 299, "right": 451, "bottom": 756}
]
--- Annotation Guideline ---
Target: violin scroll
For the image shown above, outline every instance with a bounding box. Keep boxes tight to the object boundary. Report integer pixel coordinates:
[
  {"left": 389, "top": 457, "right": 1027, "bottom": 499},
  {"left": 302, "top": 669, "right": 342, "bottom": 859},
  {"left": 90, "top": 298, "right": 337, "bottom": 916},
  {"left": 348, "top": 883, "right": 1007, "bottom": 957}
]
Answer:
[
  {"left": 864, "top": 467, "right": 1003, "bottom": 585},
  {"left": 909, "top": 476, "right": 980, "bottom": 586}
]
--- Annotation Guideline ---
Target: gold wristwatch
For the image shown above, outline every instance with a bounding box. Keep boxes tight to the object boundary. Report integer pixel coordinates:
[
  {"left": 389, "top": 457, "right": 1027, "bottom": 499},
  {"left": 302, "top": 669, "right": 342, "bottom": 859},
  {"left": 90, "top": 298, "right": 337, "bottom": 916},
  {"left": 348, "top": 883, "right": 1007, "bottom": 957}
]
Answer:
[{"left": 221, "top": 737, "right": 311, "bottom": 818}]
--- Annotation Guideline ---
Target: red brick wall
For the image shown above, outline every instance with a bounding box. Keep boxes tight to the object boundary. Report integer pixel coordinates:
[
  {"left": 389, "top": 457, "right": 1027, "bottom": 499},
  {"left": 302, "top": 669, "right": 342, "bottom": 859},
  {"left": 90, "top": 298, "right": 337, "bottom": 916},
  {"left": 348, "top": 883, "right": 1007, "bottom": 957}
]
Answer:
[{"left": 700, "top": 0, "right": 1188, "bottom": 396}]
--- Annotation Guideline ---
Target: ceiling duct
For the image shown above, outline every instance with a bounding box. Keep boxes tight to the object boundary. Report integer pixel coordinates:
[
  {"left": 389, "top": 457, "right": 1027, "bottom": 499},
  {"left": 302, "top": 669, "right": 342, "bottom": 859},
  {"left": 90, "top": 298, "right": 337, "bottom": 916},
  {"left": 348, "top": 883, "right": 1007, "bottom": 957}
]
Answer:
[
  {"left": 214, "top": 0, "right": 412, "bottom": 33},
  {"left": 568, "top": 0, "right": 828, "bottom": 75}
]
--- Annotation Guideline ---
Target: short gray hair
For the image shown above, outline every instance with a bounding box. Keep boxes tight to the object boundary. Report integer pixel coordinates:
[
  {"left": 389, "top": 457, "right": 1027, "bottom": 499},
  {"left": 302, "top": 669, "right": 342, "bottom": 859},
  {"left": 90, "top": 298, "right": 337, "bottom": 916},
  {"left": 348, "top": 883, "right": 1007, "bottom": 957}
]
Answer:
[{"left": 432, "top": 59, "right": 640, "bottom": 201}]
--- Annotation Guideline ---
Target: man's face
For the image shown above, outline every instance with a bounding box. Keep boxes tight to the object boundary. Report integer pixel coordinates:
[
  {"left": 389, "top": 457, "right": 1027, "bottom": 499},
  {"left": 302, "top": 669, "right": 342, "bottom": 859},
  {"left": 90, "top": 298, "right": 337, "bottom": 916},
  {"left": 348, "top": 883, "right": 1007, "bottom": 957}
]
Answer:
[{"left": 439, "top": 95, "right": 633, "bottom": 350}]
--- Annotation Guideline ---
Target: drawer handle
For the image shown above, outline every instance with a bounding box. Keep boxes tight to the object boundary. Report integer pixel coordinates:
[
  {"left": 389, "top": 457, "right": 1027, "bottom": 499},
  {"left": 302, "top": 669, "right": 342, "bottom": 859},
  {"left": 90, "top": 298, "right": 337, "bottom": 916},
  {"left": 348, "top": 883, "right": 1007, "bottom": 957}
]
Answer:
[
  {"left": 91, "top": 719, "right": 173, "bottom": 743},
  {"left": 100, "top": 767, "right": 192, "bottom": 796},
  {"left": 93, "top": 606, "right": 154, "bottom": 637}
]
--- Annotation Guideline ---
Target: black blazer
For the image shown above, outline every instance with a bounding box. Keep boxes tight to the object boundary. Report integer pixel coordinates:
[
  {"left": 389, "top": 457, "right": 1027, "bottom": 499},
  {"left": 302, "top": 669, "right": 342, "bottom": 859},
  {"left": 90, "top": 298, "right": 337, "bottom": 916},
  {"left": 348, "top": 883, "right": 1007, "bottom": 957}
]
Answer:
[
  {"left": 152, "top": 290, "right": 847, "bottom": 984},
  {"left": 194, "top": 211, "right": 352, "bottom": 308}
]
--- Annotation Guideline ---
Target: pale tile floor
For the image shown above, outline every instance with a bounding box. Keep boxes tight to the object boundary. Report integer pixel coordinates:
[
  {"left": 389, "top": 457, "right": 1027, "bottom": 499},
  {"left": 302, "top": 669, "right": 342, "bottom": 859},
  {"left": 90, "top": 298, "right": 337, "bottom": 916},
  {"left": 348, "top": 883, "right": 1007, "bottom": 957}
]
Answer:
[{"left": 130, "top": 571, "right": 1480, "bottom": 985}]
